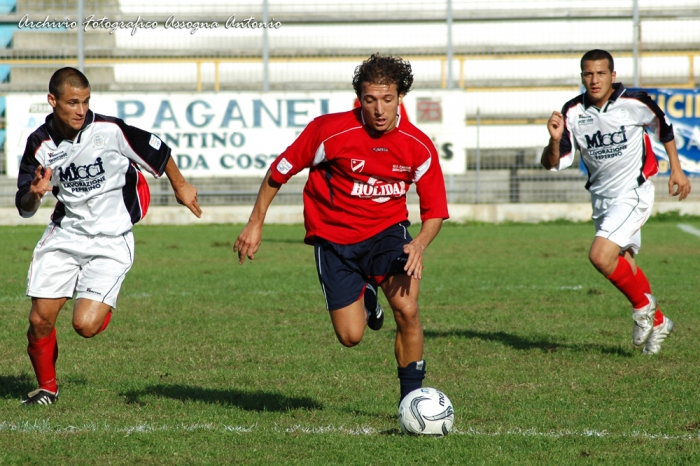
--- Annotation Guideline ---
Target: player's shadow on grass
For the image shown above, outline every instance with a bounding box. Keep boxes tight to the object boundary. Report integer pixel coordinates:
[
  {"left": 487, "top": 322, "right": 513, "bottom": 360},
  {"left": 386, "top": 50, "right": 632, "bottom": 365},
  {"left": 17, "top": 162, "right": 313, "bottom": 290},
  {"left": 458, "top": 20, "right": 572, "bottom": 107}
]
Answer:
[
  {"left": 0, "top": 374, "right": 35, "bottom": 399},
  {"left": 424, "top": 330, "right": 634, "bottom": 357},
  {"left": 121, "top": 384, "right": 322, "bottom": 411}
]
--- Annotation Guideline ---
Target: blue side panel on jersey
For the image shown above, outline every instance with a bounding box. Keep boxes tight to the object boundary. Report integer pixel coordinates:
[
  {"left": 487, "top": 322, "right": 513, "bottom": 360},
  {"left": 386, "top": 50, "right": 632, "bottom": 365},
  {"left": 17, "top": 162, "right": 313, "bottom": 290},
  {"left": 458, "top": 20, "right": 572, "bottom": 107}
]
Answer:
[
  {"left": 0, "top": 95, "right": 5, "bottom": 116},
  {"left": 0, "top": 130, "right": 5, "bottom": 148}
]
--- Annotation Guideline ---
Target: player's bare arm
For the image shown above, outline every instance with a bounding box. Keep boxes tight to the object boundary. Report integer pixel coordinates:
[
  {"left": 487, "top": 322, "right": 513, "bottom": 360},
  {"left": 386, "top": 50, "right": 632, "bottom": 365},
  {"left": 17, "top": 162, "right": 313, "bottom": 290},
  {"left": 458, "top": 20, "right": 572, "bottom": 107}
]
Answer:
[
  {"left": 541, "top": 111, "right": 564, "bottom": 170},
  {"left": 663, "top": 140, "right": 691, "bottom": 200},
  {"left": 233, "top": 170, "right": 282, "bottom": 264},
  {"left": 403, "top": 218, "right": 443, "bottom": 280},
  {"left": 164, "top": 157, "right": 202, "bottom": 218},
  {"left": 20, "top": 165, "right": 53, "bottom": 214}
]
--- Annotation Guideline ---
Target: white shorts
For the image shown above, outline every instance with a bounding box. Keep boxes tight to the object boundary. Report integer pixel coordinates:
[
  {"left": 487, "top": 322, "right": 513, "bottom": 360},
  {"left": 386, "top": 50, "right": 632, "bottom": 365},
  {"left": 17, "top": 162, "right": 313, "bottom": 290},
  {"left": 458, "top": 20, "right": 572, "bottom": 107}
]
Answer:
[
  {"left": 26, "top": 224, "right": 135, "bottom": 308},
  {"left": 592, "top": 181, "right": 654, "bottom": 255}
]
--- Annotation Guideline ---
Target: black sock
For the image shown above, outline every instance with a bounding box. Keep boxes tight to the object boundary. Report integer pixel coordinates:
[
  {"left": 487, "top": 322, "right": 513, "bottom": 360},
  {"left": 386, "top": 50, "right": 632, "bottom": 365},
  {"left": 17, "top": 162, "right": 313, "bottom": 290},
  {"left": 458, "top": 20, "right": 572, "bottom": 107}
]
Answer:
[{"left": 398, "top": 359, "right": 426, "bottom": 401}]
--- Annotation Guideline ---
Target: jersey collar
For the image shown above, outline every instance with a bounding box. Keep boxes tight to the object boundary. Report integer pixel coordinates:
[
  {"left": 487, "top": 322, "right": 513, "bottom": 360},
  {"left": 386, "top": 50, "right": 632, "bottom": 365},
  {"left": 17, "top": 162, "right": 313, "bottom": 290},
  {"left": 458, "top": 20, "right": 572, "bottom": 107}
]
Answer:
[
  {"left": 583, "top": 82, "right": 625, "bottom": 112},
  {"left": 45, "top": 110, "right": 95, "bottom": 145}
]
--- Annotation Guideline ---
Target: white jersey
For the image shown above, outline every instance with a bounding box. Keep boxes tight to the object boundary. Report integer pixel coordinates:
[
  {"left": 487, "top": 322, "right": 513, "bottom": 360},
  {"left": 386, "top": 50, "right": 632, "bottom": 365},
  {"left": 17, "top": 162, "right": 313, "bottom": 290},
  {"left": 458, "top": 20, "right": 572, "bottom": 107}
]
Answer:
[
  {"left": 550, "top": 83, "right": 672, "bottom": 198},
  {"left": 16, "top": 110, "right": 170, "bottom": 236}
]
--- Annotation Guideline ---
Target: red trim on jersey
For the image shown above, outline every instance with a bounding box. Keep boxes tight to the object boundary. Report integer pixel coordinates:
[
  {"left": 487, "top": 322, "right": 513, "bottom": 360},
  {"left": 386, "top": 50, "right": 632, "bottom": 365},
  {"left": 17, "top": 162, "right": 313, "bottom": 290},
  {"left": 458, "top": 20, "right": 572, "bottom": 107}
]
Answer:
[
  {"left": 136, "top": 169, "right": 151, "bottom": 219},
  {"left": 641, "top": 133, "right": 659, "bottom": 181}
]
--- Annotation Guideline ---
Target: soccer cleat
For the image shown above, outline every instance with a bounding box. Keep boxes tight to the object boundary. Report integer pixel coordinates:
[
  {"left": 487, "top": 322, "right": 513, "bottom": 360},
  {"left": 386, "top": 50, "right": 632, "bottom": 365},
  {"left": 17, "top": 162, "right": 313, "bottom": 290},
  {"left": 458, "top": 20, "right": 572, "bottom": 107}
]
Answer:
[
  {"left": 642, "top": 316, "right": 674, "bottom": 355},
  {"left": 364, "top": 282, "right": 384, "bottom": 331},
  {"left": 21, "top": 388, "right": 59, "bottom": 406},
  {"left": 632, "top": 294, "right": 657, "bottom": 347}
]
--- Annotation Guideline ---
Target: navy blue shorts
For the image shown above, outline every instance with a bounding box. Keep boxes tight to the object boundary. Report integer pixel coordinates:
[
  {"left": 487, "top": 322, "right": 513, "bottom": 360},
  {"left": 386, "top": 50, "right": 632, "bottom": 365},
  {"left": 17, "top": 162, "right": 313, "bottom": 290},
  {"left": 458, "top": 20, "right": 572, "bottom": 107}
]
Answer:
[{"left": 314, "top": 222, "right": 412, "bottom": 311}]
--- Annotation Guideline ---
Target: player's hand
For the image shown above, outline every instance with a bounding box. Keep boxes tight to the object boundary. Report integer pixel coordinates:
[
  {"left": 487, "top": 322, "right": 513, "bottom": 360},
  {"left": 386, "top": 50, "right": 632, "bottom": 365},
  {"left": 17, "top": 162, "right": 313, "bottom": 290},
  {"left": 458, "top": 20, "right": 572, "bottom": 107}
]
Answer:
[
  {"left": 403, "top": 240, "right": 426, "bottom": 280},
  {"left": 29, "top": 165, "right": 53, "bottom": 197},
  {"left": 547, "top": 111, "right": 564, "bottom": 141},
  {"left": 173, "top": 181, "right": 202, "bottom": 218},
  {"left": 669, "top": 169, "right": 691, "bottom": 201},
  {"left": 233, "top": 221, "right": 263, "bottom": 264}
]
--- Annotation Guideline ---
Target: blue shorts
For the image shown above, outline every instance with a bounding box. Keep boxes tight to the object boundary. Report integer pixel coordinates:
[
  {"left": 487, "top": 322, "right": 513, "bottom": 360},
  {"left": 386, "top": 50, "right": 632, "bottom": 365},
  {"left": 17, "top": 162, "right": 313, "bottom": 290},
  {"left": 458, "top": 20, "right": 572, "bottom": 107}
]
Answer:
[{"left": 314, "top": 222, "right": 412, "bottom": 311}]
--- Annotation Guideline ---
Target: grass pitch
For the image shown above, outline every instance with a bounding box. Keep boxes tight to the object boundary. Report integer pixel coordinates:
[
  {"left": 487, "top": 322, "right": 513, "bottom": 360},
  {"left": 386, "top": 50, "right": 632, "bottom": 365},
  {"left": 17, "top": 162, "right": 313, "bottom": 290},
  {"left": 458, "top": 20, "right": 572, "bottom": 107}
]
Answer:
[{"left": 2, "top": 218, "right": 700, "bottom": 465}]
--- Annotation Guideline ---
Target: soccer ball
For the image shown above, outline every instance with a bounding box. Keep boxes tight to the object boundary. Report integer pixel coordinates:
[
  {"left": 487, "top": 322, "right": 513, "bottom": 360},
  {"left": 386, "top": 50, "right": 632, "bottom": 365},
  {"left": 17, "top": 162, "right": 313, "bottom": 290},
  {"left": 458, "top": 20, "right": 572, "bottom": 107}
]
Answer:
[{"left": 398, "top": 387, "right": 454, "bottom": 436}]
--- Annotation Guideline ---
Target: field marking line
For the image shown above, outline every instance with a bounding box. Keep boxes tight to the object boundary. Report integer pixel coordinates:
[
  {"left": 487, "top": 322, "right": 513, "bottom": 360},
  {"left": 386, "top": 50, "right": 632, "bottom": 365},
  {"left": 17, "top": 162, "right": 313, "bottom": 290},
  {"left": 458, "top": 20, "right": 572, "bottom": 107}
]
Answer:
[
  {"left": 1, "top": 421, "right": 699, "bottom": 440},
  {"left": 677, "top": 223, "right": 700, "bottom": 238}
]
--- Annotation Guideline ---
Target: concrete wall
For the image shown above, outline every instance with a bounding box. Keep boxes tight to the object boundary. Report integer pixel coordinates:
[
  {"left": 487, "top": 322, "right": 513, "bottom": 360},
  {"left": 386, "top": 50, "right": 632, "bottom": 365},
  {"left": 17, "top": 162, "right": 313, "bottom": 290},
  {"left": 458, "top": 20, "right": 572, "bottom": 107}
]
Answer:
[{"left": 2, "top": 201, "right": 699, "bottom": 227}]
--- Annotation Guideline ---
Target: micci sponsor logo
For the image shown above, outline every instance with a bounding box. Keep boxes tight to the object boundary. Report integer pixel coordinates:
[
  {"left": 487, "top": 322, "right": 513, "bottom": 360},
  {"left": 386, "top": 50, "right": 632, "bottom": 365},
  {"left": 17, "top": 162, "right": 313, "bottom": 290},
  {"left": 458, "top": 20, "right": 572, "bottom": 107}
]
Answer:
[
  {"left": 58, "top": 157, "right": 105, "bottom": 182},
  {"left": 585, "top": 126, "right": 627, "bottom": 149}
]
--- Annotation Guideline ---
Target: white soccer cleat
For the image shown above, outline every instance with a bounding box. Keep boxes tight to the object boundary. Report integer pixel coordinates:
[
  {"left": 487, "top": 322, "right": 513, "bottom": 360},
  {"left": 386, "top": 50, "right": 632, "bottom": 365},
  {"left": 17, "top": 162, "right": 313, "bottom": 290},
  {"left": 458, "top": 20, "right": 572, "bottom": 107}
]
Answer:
[
  {"left": 642, "top": 316, "right": 674, "bottom": 355},
  {"left": 632, "top": 294, "right": 657, "bottom": 347}
]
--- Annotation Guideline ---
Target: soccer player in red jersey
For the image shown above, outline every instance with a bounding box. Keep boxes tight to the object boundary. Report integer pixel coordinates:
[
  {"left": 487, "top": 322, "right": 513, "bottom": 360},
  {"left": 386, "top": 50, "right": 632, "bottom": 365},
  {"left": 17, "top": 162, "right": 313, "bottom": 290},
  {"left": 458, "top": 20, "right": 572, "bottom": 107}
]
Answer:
[
  {"left": 234, "top": 54, "right": 449, "bottom": 403},
  {"left": 542, "top": 49, "right": 691, "bottom": 354},
  {"left": 16, "top": 67, "right": 201, "bottom": 405}
]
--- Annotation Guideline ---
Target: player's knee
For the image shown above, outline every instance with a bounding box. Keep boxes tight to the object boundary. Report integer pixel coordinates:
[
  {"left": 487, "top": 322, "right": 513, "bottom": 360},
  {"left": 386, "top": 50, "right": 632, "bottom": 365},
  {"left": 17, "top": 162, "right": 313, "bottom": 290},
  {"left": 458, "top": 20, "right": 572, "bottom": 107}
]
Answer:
[
  {"left": 335, "top": 330, "right": 363, "bottom": 347},
  {"left": 588, "top": 249, "right": 613, "bottom": 274},
  {"left": 28, "top": 313, "right": 54, "bottom": 335},
  {"left": 72, "top": 318, "right": 100, "bottom": 338},
  {"left": 393, "top": 302, "right": 420, "bottom": 327}
]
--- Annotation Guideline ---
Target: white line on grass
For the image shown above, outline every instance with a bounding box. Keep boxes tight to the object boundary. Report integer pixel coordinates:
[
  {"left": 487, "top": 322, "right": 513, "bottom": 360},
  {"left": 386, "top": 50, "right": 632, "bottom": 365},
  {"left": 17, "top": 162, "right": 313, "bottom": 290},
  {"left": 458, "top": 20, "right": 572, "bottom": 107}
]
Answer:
[
  {"left": 1, "top": 421, "right": 699, "bottom": 440},
  {"left": 678, "top": 223, "right": 700, "bottom": 238}
]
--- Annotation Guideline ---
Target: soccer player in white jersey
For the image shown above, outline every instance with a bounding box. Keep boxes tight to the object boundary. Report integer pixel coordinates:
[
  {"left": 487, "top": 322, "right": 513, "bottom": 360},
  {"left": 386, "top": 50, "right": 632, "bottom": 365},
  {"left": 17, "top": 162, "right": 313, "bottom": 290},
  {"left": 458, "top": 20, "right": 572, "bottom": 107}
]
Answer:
[
  {"left": 15, "top": 67, "right": 202, "bottom": 405},
  {"left": 542, "top": 49, "right": 691, "bottom": 354}
]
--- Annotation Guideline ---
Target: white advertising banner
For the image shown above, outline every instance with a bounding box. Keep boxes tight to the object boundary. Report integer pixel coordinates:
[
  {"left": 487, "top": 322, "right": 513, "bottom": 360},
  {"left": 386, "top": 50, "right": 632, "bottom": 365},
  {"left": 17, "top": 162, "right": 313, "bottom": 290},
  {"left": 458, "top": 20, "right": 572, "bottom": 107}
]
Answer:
[{"left": 5, "top": 91, "right": 467, "bottom": 177}]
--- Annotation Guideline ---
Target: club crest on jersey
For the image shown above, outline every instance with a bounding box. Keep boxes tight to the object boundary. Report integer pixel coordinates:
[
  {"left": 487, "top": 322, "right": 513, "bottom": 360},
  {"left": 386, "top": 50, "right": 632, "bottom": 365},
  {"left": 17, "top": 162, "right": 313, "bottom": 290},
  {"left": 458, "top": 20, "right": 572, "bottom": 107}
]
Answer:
[
  {"left": 618, "top": 108, "right": 629, "bottom": 121},
  {"left": 351, "top": 159, "right": 365, "bottom": 173},
  {"left": 92, "top": 134, "right": 105, "bottom": 149}
]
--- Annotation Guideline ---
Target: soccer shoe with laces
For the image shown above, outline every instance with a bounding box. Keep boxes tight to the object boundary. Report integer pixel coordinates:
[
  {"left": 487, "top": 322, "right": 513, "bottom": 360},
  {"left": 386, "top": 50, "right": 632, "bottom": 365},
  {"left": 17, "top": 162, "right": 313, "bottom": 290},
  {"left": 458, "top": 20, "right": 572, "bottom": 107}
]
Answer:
[
  {"left": 364, "top": 282, "right": 384, "bottom": 331},
  {"left": 632, "top": 294, "right": 657, "bottom": 347},
  {"left": 642, "top": 316, "right": 674, "bottom": 355},
  {"left": 22, "top": 388, "right": 59, "bottom": 406}
]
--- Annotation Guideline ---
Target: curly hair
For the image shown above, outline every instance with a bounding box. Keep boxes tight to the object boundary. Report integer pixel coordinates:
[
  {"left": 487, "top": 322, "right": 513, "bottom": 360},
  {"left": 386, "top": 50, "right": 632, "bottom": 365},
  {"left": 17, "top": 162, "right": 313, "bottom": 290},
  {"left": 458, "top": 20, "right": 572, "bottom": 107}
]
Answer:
[{"left": 352, "top": 54, "right": 414, "bottom": 97}]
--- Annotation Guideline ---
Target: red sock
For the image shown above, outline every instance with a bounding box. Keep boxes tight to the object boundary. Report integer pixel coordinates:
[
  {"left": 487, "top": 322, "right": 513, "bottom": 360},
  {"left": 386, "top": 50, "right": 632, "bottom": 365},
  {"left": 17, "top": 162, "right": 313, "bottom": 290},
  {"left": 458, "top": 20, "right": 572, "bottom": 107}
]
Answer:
[
  {"left": 634, "top": 266, "right": 652, "bottom": 295},
  {"left": 606, "top": 257, "right": 650, "bottom": 309},
  {"left": 27, "top": 328, "right": 58, "bottom": 393},
  {"left": 96, "top": 310, "right": 112, "bottom": 335},
  {"left": 635, "top": 267, "right": 664, "bottom": 326}
]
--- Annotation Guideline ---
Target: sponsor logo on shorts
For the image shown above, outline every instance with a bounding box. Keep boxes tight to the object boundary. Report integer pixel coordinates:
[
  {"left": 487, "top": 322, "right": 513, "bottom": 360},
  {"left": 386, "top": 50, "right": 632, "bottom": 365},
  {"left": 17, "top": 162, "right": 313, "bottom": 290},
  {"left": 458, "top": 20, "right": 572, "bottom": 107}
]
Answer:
[
  {"left": 85, "top": 288, "right": 102, "bottom": 296},
  {"left": 392, "top": 164, "right": 411, "bottom": 172},
  {"left": 276, "top": 157, "right": 293, "bottom": 174},
  {"left": 57, "top": 157, "right": 106, "bottom": 193},
  {"left": 351, "top": 159, "right": 365, "bottom": 173}
]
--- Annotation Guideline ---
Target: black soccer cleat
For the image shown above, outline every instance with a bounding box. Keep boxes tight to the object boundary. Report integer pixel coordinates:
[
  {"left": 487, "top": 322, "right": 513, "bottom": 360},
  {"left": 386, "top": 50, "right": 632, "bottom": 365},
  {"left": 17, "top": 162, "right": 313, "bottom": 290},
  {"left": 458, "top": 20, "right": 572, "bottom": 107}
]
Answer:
[
  {"left": 22, "top": 388, "right": 59, "bottom": 406},
  {"left": 365, "top": 282, "right": 384, "bottom": 331}
]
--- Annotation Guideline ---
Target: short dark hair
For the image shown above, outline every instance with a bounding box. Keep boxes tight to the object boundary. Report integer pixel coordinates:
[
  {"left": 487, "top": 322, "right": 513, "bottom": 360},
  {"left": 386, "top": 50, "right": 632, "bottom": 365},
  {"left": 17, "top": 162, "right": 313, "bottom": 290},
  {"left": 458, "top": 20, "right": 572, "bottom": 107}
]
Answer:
[
  {"left": 352, "top": 54, "right": 413, "bottom": 97},
  {"left": 580, "top": 49, "right": 614, "bottom": 73},
  {"left": 49, "top": 67, "right": 90, "bottom": 98}
]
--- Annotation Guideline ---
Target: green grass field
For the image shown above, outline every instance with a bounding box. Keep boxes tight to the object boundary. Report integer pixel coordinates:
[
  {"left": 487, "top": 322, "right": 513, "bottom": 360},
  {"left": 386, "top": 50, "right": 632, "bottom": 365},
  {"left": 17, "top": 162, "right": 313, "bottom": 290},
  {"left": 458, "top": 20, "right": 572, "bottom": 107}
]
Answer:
[{"left": 2, "top": 218, "right": 700, "bottom": 465}]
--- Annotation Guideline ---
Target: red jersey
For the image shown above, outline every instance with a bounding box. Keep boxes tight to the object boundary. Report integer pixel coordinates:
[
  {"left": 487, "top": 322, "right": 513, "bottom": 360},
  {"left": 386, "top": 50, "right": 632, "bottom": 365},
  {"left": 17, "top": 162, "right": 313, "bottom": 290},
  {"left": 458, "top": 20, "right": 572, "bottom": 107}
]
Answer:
[{"left": 270, "top": 108, "right": 449, "bottom": 245}]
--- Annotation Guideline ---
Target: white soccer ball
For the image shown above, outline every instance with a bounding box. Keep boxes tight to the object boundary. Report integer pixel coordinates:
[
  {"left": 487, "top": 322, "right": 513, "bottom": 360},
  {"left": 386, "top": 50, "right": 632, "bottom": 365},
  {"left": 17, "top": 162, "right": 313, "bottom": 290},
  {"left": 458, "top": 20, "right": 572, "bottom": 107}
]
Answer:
[{"left": 398, "top": 387, "right": 454, "bottom": 436}]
